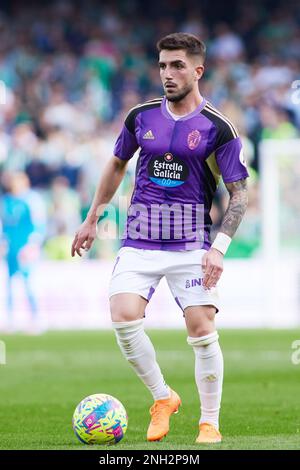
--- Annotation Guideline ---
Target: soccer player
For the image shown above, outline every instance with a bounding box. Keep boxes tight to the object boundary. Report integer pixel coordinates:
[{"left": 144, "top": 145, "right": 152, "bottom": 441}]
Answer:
[{"left": 71, "top": 32, "right": 248, "bottom": 444}]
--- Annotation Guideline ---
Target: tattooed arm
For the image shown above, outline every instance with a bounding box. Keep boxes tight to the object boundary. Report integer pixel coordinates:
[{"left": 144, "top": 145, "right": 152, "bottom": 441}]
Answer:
[
  {"left": 202, "top": 178, "right": 248, "bottom": 289},
  {"left": 220, "top": 178, "right": 248, "bottom": 238}
]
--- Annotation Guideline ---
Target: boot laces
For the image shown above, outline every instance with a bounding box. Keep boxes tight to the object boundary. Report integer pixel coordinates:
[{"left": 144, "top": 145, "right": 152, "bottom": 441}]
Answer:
[{"left": 150, "top": 402, "right": 168, "bottom": 425}]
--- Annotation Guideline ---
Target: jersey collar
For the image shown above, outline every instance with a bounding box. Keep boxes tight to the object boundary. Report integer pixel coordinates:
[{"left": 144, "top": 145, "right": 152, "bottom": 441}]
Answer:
[{"left": 161, "top": 96, "right": 207, "bottom": 121}]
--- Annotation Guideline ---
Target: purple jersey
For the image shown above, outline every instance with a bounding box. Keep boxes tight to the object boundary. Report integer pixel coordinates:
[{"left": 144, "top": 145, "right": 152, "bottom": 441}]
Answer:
[{"left": 114, "top": 96, "right": 249, "bottom": 251}]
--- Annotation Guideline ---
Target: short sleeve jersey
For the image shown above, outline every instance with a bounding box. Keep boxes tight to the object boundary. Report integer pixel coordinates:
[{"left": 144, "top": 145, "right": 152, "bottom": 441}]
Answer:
[{"left": 114, "top": 96, "right": 249, "bottom": 251}]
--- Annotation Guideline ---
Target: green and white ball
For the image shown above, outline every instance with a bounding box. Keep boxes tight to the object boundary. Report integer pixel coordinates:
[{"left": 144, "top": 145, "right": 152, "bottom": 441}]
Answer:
[{"left": 72, "top": 394, "right": 128, "bottom": 445}]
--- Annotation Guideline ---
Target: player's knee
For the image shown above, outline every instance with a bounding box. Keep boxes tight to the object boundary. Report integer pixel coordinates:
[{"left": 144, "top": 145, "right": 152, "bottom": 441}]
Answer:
[
  {"left": 186, "top": 322, "right": 215, "bottom": 338},
  {"left": 191, "top": 327, "right": 214, "bottom": 338},
  {"left": 184, "top": 305, "right": 217, "bottom": 338},
  {"left": 110, "top": 294, "right": 145, "bottom": 322},
  {"left": 109, "top": 301, "right": 140, "bottom": 323},
  {"left": 111, "top": 309, "right": 140, "bottom": 322},
  {"left": 187, "top": 330, "right": 219, "bottom": 348}
]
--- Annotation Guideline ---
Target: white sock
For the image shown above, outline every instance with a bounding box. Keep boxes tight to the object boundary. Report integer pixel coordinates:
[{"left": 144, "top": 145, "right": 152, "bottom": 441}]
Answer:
[
  {"left": 187, "top": 332, "right": 223, "bottom": 429},
  {"left": 112, "top": 319, "right": 170, "bottom": 401}
]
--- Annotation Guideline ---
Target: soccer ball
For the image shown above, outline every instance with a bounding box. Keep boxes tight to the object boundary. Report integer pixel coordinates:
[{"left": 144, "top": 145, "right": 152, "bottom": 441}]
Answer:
[{"left": 72, "top": 393, "right": 128, "bottom": 445}]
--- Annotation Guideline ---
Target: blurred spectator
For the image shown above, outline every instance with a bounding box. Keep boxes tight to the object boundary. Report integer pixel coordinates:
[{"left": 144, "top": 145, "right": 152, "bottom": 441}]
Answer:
[
  {"left": 210, "top": 23, "right": 245, "bottom": 61},
  {"left": 259, "top": 104, "right": 299, "bottom": 140},
  {"left": 47, "top": 175, "right": 81, "bottom": 237},
  {"left": 0, "top": 172, "right": 45, "bottom": 332},
  {"left": 43, "top": 221, "right": 74, "bottom": 260}
]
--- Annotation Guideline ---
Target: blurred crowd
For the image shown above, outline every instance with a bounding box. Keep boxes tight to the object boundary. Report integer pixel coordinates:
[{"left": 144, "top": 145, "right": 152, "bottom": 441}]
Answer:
[{"left": 0, "top": 0, "right": 300, "bottom": 266}]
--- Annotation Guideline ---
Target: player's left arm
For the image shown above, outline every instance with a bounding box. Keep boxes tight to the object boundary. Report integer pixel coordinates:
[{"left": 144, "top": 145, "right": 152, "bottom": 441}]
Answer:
[
  {"left": 202, "top": 178, "right": 248, "bottom": 289},
  {"left": 220, "top": 178, "right": 248, "bottom": 237},
  {"left": 203, "top": 179, "right": 248, "bottom": 288}
]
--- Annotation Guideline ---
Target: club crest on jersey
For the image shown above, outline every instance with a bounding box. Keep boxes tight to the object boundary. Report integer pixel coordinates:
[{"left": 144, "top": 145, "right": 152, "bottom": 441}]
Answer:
[
  {"left": 187, "top": 130, "right": 201, "bottom": 150},
  {"left": 148, "top": 153, "right": 189, "bottom": 188}
]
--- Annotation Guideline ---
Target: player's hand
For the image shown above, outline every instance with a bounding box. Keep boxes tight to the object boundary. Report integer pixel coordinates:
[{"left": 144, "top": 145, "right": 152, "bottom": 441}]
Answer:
[
  {"left": 71, "top": 220, "right": 97, "bottom": 257},
  {"left": 202, "top": 248, "right": 224, "bottom": 289}
]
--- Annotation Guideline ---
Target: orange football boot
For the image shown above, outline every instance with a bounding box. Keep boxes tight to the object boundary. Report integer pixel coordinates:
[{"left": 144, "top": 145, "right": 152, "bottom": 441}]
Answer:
[
  {"left": 147, "top": 389, "right": 182, "bottom": 441},
  {"left": 196, "top": 422, "right": 222, "bottom": 443}
]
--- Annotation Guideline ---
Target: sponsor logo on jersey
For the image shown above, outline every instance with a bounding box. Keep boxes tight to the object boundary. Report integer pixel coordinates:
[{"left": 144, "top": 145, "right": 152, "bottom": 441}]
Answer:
[
  {"left": 143, "top": 130, "right": 155, "bottom": 139},
  {"left": 187, "top": 129, "right": 201, "bottom": 150},
  {"left": 148, "top": 153, "right": 189, "bottom": 187}
]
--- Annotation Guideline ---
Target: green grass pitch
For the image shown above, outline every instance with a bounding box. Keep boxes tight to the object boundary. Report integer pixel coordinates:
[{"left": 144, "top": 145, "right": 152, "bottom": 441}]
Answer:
[{"left": 0, "top": 329, "right": 300, "bottom": 450}]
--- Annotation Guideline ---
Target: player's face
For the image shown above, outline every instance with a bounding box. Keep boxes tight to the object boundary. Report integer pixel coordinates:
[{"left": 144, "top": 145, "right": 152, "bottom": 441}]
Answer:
[{"left": 158, "top": 49, "right": 204, "bottom": 102}]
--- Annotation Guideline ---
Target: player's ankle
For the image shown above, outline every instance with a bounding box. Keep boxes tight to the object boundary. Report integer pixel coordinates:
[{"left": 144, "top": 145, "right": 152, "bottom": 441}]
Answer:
[{"left": 153, "top": 385, "right": 171, "bottom": 401}]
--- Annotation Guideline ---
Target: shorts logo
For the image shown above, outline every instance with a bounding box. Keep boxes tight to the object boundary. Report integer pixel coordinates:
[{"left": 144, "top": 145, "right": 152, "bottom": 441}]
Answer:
[
  {"left": 185, "top": 278, "right": 203, "bottom": 288},
  {"left": 148, "top": 153, "right": 189, "bottom": 188},
  {"left": 187, "top": 130, "right": 201, "bottom": 150}
]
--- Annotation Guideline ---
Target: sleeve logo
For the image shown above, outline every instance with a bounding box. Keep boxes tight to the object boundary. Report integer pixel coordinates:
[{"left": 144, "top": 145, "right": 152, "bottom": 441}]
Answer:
[{"left": 239, "top": 148, "right": 247, "bottom": 168}]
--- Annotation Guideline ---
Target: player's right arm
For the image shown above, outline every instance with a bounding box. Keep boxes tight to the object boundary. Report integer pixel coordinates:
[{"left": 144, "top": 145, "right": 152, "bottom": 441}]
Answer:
[
  {"left": 72, "top": 104, "right": 140, "bottom": 257},
  {"left": 71, "top": 156, "right": 129, "bottom": 257}
]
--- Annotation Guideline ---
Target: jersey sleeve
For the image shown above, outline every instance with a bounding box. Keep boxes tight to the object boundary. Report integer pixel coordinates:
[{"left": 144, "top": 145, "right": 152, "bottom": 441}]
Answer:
[
  {"left": 113, "top": 110, "right": 139, "bottom": 161},
  {"left": 215, "top": 128, "right": 249, "bottom": 184}
]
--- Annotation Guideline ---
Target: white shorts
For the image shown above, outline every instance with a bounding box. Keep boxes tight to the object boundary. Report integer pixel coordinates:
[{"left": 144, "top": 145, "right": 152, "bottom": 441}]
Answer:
[{"left": 108, "top": 247, "right": 219, "bottom": 314}]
